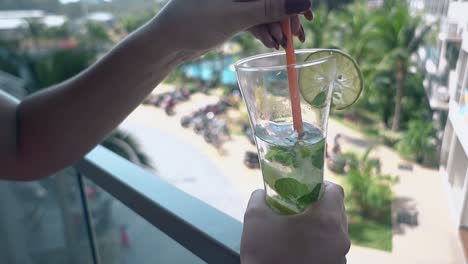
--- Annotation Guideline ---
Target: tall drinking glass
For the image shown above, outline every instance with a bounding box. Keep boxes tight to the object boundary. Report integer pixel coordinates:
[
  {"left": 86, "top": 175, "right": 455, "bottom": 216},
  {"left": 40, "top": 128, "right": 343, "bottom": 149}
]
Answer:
[{"left": 235, "top": 50, "right": 336, "bottom": 214}]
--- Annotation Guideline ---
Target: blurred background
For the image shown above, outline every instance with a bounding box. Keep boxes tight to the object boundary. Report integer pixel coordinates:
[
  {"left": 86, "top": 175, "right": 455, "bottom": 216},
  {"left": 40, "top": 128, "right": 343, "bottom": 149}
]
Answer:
[{"left": 0, "top": 0, "right": 467, "bottom": 263}]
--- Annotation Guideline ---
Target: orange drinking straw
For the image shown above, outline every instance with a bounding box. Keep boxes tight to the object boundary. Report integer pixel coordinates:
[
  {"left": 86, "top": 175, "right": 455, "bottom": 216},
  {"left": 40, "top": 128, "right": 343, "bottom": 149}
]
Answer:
[{"left": 281, "top": 18, "right": 304, "bottom": 137}]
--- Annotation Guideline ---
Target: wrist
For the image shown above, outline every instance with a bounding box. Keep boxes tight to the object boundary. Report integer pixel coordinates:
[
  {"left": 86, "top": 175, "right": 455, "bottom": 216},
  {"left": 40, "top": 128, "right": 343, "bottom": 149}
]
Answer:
[{"left": 144, "top": 14, "right": 203, "bottom": 65}]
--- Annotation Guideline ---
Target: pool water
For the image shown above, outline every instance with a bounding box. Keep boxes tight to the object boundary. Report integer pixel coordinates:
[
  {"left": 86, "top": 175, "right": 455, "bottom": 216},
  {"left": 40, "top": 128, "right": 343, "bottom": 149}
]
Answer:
[{"left": 182, "top": 56, "right": 237, "bottom": 85}]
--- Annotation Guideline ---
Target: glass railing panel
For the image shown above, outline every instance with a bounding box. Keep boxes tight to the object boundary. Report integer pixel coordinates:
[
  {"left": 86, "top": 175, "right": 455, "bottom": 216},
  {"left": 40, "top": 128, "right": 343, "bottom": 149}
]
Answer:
[{"left": 0, "top": 168, "right": 94, "bottom": 264}]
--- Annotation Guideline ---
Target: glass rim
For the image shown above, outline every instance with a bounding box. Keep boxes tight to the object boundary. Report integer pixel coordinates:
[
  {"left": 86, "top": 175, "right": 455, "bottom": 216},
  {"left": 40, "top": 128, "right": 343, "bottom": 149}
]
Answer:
[{"left": 234, "top": 49, "right": 334, "bottom": 72}]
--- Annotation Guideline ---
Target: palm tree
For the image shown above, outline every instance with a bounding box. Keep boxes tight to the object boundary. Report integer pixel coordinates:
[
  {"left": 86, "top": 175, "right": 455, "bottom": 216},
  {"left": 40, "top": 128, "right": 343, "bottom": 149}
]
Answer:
[
  {"left": 315, "top": 0, "right": 353, "bottom": 10},
  {"left": 0, "top": 45, "right": 38, "bottom": 92},
  {"left": 25, "top": 19, "right": 46, "bottom": 52},
  {"left": 330, "top": 1, "right": 376, "bottom": 63},
  {"left": 318, "top": 1, "right": 384, "bottom": 119},
  {"left": 102, "top": 130, "right": 153, "bottom": 169},
  {"left": 81, "top": 21, "right": 112, "bottom": 53},
  {"left": 372, "top": 0, "right": 433, "bottom": 131},
  {"left": 121, "top": 9, "right": 158, "bottom": 34},
  {"left": 302, "top": 5, "right": 333, "bottom": 49}
]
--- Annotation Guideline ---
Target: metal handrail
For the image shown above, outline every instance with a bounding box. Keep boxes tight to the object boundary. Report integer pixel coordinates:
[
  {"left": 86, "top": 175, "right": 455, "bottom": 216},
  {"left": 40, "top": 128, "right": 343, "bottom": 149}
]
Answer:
[{"left": 74, "top": 145, "right": 242, "bottom": 264}]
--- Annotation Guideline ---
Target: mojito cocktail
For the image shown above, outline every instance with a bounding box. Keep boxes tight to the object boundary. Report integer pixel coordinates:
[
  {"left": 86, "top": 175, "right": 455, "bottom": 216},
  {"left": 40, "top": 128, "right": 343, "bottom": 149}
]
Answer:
[
  {"left": 235, "top": 50, "right": 335, "bottom": 214},
  {"left": 235, "top": 49, "right": 362, "bottom": 214}
]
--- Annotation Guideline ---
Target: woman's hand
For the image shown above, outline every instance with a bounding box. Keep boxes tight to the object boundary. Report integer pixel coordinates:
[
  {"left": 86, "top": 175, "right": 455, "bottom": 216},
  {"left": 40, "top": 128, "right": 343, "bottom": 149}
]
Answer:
[
  {"left": 241, "top": 182, "right": 350, "bottom": 264},
  {"left": 153, "top": 0, "right": 312, "bottom": 55},
  {"left": 247, "top": 11, "right": 310, "bottom": 50}
]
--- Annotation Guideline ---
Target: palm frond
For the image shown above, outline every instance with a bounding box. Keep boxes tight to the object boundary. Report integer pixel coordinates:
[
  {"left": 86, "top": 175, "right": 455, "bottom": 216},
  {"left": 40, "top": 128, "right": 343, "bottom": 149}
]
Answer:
[
  {"left": 408, "top": 21, "right": 437, "bottom": 53},
  {"left": 102, "top": 130, "right": 154, "bottom": 169}
]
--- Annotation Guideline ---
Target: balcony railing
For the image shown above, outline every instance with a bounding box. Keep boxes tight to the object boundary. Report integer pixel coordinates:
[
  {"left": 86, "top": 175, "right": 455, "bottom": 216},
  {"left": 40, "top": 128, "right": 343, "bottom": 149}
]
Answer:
[
  {"left": 423, "top": 69, "right": 450, "bottom": 111},
  {"left": 73, "top": 145, "right": 242, "bottom": 264},
  {"left": 448, "top": 100, "right": 468, "bottom": 157},
  {"left": 439, "top": 18, "right": 462, "bottom": 42}
]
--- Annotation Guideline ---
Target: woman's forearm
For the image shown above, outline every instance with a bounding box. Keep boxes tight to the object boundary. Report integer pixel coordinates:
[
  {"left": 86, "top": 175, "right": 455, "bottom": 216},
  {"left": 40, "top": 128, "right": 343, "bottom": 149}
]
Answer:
[
  {"left": 3, "top": 0, "right": 312, "bottom": 181},
  {"left": 13, "top": 18, "right": 189, "bottom": 180}
]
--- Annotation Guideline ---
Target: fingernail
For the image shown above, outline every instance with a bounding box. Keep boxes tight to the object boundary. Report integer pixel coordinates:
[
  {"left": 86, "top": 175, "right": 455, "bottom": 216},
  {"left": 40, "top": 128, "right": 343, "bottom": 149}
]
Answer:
[
  {"left": 285, "top": 0, "right": 311, "bottom": 15},
  {"left": 299, "top": 26, "right": 305, "bottom": 43},
  {"left": 281, "top": 35, "right": 288, "bottom": 49},
  {"left": 304, "top": 10, "right": 313, "bottom": 21}
]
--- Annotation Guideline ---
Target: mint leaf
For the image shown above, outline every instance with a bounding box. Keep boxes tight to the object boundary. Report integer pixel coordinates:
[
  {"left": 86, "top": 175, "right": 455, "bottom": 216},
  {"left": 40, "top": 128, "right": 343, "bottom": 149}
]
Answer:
[
  {"left": 265, "top": 146, "right": 298, "bottom": 167},
  {"left": 296, "top": 143, "right": 312, "bottom": 159},
  {"left": 312, "top": 155, "right": 324, "bottom": 169},
  {"left": 315, "top": 139, "right": 325, "bottom": 152},
  {"left": 297, "top": 183, "right": 322, "bottom": 206},
  {"left": 311, "top": 140, "right": 325, "bottom": 168},
  {"left": 311, "top": 90, "right": 327, "bottom": 107},
  {"left": 274, "top": 178, "right": 309, "bottom": 201}
]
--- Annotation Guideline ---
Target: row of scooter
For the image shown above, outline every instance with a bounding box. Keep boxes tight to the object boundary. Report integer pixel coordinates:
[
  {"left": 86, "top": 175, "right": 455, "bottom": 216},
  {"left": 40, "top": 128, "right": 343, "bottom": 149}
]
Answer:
[
  {"left": 143, "top": 87, "right": 192, "bottom": 115},
  {"left": 180, "top": 99, "right": 233, "bottom": 150}
]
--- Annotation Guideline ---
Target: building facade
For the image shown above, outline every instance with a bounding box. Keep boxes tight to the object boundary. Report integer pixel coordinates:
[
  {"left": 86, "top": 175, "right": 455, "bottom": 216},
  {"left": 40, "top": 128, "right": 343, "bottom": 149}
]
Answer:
[{"left": 412, "top": 0, "right": 468, "bottom": 227}]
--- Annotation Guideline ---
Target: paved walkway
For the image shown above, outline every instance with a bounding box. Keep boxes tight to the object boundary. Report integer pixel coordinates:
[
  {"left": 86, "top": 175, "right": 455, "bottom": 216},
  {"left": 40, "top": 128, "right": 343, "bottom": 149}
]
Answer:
[
  {"left": 328, "top": 120, "right": 465, "bottom": 263},
  {"left": 120, "top": 86, "right": 465, "bottom": 263},
  {"left": 119, "top": 94, "right": 248, "bottom": 220}
]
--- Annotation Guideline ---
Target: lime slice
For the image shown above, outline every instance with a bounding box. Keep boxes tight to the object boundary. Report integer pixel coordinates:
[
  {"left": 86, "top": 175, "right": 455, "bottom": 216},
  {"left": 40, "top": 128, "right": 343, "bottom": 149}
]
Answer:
[
  {"left": 299, "top": 49, "right": 363, "bottom": 110},
  {"left": 266, "top": 195, "right": 301, "bottom": 215},
  {"left": 261, "top": 161, "right": 283, "bottom": 188}
]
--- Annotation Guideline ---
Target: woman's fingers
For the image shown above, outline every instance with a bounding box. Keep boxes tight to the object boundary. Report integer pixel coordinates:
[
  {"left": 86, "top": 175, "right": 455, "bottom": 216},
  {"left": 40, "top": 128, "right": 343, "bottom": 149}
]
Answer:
[
  {"left": 290, "top": 15, "right": 301, "bottom": 36},
  {"left": 250, "top": 18, "right": 306, "bottom": 48},
  {"left": 298, "top": 25, "right": 305, "bottom": 43},
  {"left": 249, "top": 25, "right": 278, "bottom": 49},
  {"left": 247, "top": 0, "right": 313, "bottom": 49},
  {"left": 268, "top": 22, "right": 287, "bottom": 49},
  {"left": 289, "top": 15, "right": 305, "bottom": 43},
  {"left": 304, "top": 9, "right": 313, "bottom": 21}
]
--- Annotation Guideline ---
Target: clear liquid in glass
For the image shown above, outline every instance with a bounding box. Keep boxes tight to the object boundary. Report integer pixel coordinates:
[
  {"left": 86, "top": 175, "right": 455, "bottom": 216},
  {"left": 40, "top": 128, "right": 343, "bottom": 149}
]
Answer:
[{"left": 255, "top": 122, "right": 325, "bottom": 214}]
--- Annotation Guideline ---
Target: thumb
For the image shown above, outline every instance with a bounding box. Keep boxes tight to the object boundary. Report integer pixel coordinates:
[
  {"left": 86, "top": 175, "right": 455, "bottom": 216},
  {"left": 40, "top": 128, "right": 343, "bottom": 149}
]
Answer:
[
  {"left": 306, "top": 181, "right": 345, "bottom": 215},
  {"left": 234, "top": 0, "right": 311, "bottom": 25},
  {"left": 244, "top": 189, "right": 276, "bottom": 217},
  {"left": 246, "top": 189, "right": 267, "bottom": 212}
]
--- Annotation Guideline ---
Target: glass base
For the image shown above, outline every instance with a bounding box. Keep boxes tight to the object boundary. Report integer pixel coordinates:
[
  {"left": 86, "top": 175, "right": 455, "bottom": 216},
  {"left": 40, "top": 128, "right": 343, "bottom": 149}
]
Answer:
[{"left": 266, "top": 195, "right": 303, "bottom": 215}]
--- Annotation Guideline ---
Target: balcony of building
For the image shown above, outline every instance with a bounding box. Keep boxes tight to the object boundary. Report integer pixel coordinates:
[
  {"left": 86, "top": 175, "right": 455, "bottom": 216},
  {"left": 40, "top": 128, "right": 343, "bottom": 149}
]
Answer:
[{"left": 0, "top": 146, "right": 241, "bottom": 264}]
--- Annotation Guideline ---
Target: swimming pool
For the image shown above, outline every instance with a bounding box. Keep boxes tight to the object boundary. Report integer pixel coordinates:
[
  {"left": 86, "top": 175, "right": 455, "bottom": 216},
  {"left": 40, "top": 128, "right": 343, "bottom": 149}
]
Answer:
[{"left": 182, "top": 56, "right": 237, "bottom": 85}]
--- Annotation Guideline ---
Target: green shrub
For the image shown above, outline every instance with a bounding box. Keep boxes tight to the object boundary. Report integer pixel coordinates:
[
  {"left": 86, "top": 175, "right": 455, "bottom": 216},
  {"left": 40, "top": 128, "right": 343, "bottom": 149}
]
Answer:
[
  {"left": 29, "top": 48, "right": 96, "bottom": 92},
  {"left": 164, "top": 67, "right": 185, "bottom": 84},
  {"left": 220, "top": 85, "right": 233, "bottom": 96},
  {"left": 397, "top": 120, "right": 438, "bottom": 166},
  {"left": 329, "top": 152, "right": 358, "bottom": 174},
  {"left": 121, "top": 9, "right": 158, "bottom": 33},
  {"left": 328, "top": 155, "right": 347, "bottom": 174},
  {"left": 380, "top": 130, "right": 403, "bottom": 147},
  {"left": 344, "top": 148, "right": 397, "bottom": 221}
]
